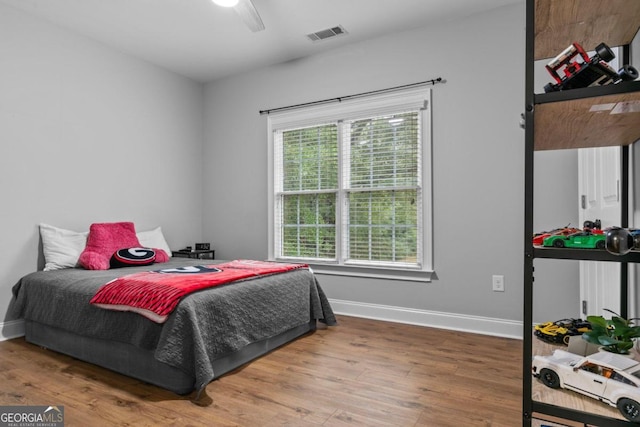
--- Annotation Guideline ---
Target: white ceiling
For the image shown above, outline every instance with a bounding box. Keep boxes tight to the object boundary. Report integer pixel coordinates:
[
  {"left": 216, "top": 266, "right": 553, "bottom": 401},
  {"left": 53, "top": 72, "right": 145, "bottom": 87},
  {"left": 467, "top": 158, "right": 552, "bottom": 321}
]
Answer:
[{"left": 1, "top": 0, "right": 521, "bottom": 83}]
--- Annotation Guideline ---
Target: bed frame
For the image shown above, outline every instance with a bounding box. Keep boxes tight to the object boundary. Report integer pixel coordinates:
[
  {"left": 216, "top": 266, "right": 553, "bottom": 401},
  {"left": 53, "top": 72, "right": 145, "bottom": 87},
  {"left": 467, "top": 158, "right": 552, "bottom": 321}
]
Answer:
[{"left": 25, "top": 319, "right": 316, "bottom": 395}]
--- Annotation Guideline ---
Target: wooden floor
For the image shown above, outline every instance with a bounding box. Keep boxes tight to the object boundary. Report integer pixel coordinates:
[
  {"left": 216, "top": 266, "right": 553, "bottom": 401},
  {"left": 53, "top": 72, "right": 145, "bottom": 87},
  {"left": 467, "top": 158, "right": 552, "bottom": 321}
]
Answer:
[{"left": 0, "top": 316, "right": 522, "bottom": 426}]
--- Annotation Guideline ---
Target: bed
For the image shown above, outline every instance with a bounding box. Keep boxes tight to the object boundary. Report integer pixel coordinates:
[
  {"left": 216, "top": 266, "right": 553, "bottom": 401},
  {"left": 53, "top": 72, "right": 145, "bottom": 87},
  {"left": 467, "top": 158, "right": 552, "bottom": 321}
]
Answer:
[{"left": 11, "top": 257, "right": 336, "bottom": 396}]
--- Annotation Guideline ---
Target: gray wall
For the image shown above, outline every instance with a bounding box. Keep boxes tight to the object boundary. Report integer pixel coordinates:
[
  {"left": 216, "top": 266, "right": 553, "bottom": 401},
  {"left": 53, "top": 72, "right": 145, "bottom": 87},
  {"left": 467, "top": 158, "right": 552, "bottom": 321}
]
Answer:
[
  {"left": 0, "top": 4, "right": 205, "bottom": 326},
  {"left": 0, "top": 0, "right": 589, "bottom": 337},
  {"left": 202, "top": 3, "right": 531, "bottom": 327}
]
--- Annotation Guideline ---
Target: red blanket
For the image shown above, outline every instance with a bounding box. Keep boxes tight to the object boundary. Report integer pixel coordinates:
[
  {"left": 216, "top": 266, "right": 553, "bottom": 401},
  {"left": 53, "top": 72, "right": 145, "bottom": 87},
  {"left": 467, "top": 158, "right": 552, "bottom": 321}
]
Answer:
[{"left": 90, "top": 260, "right": 307, "bottom": 323}]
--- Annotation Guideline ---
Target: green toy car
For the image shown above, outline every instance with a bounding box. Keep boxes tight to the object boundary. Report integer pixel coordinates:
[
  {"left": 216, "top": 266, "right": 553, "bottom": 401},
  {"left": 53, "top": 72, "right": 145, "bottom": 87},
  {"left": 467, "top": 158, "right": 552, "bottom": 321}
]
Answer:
[{"left": 543, "top": 231, "right": 606, "bottom": 249}]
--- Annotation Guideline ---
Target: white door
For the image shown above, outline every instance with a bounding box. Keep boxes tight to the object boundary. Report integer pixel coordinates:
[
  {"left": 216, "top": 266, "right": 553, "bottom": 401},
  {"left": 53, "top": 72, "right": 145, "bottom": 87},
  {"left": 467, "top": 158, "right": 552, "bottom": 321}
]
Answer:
[{"left": 578, "top": 146, "right": 621, "bottom": 317}]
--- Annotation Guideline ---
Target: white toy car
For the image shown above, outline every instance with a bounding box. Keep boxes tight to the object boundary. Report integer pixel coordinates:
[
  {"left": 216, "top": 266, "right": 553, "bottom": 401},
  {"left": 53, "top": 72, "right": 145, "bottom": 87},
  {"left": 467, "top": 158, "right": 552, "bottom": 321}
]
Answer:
[{"left": 532, "top": 349, "right": 640, "bottom": 421}]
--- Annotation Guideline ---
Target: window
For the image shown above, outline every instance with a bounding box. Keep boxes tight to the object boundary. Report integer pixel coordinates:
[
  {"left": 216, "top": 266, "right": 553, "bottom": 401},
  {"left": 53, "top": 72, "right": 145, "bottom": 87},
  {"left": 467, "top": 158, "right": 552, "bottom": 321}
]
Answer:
[{"left": 268, "top": 87, "right": 432, "bottom": 281}]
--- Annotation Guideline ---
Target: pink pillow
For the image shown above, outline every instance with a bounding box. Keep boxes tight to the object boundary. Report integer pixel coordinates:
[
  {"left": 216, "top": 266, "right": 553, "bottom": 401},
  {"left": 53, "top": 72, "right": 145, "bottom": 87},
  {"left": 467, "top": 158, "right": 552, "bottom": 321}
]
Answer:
[
  {"left": 79, "top": 222, "right": 141, "bottom": 270},
  {"left": 78, "top": 222, "right": 169, "bottom": 270},
  {"left": 152, "top": 248, "right": 169, "bottom": 263}
]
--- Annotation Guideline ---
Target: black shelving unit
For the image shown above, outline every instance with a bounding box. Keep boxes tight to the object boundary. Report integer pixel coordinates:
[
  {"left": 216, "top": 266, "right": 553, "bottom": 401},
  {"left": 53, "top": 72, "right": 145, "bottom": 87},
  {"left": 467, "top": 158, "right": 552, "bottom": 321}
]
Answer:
[{"left": 523, "top": 0, "right": 640, "bottom": 426}]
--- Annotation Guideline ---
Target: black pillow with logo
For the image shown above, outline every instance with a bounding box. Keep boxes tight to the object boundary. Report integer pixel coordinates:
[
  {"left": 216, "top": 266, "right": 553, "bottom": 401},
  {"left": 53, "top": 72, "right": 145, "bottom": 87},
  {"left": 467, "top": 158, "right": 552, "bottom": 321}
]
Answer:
[{"left": 110, "top": 247, "right": 156, "bottom": 268}]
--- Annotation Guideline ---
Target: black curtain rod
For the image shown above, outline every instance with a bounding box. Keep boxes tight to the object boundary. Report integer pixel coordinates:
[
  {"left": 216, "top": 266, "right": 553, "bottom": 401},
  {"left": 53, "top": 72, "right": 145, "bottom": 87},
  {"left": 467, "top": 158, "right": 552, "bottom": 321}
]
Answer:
[{"left": 259, "top": 77, "right": 444, "bottom": 115}]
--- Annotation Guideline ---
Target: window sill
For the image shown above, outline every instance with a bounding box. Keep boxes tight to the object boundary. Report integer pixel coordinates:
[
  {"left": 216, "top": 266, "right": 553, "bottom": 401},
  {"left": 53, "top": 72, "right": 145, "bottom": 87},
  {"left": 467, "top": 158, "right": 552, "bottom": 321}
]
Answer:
[{"left": 307, "top": 263, "right": 433, "bottom": 283}]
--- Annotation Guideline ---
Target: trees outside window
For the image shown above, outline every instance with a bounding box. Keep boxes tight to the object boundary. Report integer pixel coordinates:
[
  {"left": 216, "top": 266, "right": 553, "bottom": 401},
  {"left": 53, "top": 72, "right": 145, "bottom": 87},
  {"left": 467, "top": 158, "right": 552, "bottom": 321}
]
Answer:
[{"left": 268, "top": 87, "right": 432, "bottom": 275}]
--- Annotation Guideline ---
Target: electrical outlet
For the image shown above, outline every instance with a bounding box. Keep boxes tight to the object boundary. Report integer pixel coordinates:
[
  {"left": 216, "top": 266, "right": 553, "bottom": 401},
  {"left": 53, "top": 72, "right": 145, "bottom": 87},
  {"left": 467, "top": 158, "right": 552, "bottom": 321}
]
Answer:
[{"left": 492, "top": 275, "right": 505, "bottom": 292}]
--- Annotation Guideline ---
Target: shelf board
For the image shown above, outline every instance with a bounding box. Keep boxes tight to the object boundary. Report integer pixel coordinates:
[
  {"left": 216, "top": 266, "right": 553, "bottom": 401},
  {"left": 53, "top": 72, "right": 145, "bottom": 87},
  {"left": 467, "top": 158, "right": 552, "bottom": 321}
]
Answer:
[
  {"left": 533, "top": 84, "right": 640, "bottom": 150},
  {"left": 534, "top": 0, "right": 640, "bottom": 60},
  {"left": 533, "top": 247, "right": 640, "bottom": 262},
  {"left": 532, "top": 402, "right": 630, "bottom": 427},
  {"left": 535, "top": 80, "right": 640, "bottom": 104}
]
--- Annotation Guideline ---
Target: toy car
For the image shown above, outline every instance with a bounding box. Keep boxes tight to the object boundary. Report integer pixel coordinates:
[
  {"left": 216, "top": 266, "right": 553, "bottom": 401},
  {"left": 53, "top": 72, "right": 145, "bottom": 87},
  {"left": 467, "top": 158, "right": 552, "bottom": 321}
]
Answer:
[
  {"left": 533, "top": 226, "right": 580, "bottom": 246},
  {"left": 544, "top": 42, "right": 638, "bottom": 93},
  {"left": 533, "top": 220, "right": 603, "bottom": 246},
  {"left": 532, "top": 349, "right": 640, "bottom": 421},
  {"left": 534, "top": 318, "right": 591, "bottom": 345},
  {"left": 583, "top": 219, "right": 603, "bottom": 234},
  {"left": 543, "top": 230, "right": 606, "bottom": 249}
]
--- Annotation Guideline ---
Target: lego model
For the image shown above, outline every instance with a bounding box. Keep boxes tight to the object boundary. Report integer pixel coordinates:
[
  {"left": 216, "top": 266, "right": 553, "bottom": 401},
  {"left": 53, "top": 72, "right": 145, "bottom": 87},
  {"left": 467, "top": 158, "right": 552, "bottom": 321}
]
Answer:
[
  {"left": 533, "top": 220, "right": 602, "bottom": 246},
  {"left": 533, "top": 226, "right": 580, "bottom": 246},
  {"left": 583, "top": 219, "right": 604, "bottom": 234},
  {"left": 534, "top": 318, "right": 591, "bottom": 345},
  {"left": 542, "top": 230, "right": 606, "bottom": 249},
  {"left": 532, "top": 349, "right": 640, "bottom": 421},
  {"left": 544, "top": 42, "right": 638, "bottom": 93}
]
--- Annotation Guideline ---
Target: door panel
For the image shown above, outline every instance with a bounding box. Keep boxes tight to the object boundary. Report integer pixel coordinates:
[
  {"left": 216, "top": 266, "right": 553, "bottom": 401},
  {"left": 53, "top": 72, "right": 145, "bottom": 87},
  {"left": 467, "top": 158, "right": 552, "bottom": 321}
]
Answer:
[
  {"left": 579, "top": 147, "right": 621, "bottom": 317},
  {"left": 601, "top": 147, "right": 620, "bottom": 209}
]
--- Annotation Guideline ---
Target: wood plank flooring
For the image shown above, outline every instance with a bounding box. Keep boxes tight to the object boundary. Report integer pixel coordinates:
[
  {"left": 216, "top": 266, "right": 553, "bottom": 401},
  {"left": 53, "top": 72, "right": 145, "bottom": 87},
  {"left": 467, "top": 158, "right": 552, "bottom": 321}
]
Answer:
[{"left": 0, "top": 316, "right": 522, "bottom": 426}]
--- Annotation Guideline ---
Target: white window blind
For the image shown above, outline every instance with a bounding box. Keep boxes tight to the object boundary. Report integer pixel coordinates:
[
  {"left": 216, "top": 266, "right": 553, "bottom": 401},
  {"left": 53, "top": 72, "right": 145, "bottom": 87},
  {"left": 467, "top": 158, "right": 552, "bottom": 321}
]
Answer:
[
  {"left": 268, "top": 87, "right": 432, "bottom": 278},
  {"left": 344, "top": 112, "right": 421, "bottom": 266},
  {"left": 276, "top": 124, "right": 338, "bottom": 260}
]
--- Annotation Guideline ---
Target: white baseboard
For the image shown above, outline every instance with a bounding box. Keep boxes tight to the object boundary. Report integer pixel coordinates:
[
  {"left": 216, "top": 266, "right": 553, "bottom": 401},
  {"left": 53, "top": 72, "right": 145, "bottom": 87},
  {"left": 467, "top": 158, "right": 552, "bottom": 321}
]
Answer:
[
  {"left": 0, "top": 302, "right": 523, "bottom": 342},
  {"left": 328, "top": 299, "right": 523, "bottom": 340},
  {"left": 1, "top": 319, "right": 25, "bottom": 341}
]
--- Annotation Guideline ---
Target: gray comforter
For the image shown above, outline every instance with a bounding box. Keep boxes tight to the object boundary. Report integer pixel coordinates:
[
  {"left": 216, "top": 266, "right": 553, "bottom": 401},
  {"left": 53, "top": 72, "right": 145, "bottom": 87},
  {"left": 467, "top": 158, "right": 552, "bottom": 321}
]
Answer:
[{"left": 11, "top": 259, "right": 336, "bottom": 391}]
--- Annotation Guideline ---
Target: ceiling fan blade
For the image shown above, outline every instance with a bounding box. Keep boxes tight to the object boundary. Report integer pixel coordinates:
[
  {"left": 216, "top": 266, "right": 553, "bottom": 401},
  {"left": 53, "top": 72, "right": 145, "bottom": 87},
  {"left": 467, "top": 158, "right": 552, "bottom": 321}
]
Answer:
[{"left": 234, "top": 0, "right": 265, "bottom": 32}]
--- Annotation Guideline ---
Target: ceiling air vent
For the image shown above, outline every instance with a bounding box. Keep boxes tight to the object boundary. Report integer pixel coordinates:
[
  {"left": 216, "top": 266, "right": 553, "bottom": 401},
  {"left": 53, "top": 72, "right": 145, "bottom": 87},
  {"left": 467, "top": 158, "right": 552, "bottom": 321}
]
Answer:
[{"left": 307, "top": 25, "right": 347, "bottom": 42}]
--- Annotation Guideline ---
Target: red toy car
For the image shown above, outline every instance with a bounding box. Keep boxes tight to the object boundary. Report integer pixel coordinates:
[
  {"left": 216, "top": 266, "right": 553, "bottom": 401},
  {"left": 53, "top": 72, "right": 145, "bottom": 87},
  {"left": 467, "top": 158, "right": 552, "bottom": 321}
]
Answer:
[
  {"left": 544, "top": 42, "right": 638, "bottom": 93},
  {"left": 533, "top": 226, "right": 580, "bottom": 246},
  {"left": 583, "top": 219, "right": 604, "bottom": 235},
  {"left": 533, "top": 220, "right": 602, "bottom": 246}
]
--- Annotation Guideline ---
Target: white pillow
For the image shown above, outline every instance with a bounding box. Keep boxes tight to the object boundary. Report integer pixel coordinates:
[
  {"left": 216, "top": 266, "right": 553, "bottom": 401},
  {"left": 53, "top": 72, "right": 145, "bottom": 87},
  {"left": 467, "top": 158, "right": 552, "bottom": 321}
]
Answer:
[
  {"left": 39, "top": 223, "right": 88, "bottom": 271},
  {"left": 137, "top": 226, "right": 172, "bottom": 257}
]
